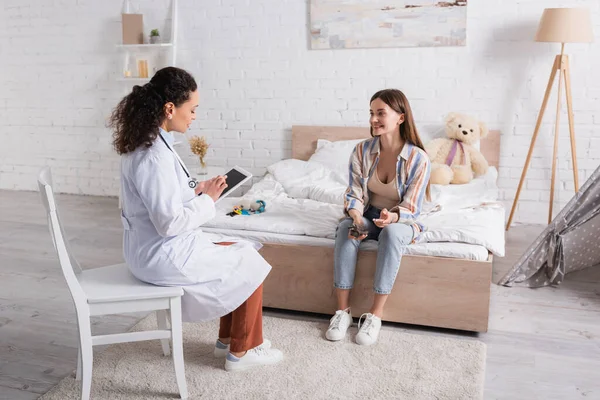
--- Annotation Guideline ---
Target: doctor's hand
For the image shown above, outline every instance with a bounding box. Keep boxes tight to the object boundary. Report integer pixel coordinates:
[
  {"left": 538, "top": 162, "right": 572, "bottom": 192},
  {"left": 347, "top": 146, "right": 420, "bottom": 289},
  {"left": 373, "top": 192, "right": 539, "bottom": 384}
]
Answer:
[
  {"left": 194, "top": 176, "right": 226, "bottom": 196},
  {"left": 373, "top": 208, "right": 398, "bottom": 228},
  {"left": 194, "top": 180, "right": 208, "bottom": 196},
  {"left": 204, "top": 175, "right": 228, "bottom": 202},
  {"left": 193, "top": 176, "right": 220, "bottom": 196}
]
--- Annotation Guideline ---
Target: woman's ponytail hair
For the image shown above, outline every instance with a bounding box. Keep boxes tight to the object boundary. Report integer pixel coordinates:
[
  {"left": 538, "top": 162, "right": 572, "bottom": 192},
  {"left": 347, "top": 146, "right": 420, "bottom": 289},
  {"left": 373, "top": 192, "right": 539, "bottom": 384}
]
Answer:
[{"left": 109, "top": 67, "right": 197, "bottom": 155}]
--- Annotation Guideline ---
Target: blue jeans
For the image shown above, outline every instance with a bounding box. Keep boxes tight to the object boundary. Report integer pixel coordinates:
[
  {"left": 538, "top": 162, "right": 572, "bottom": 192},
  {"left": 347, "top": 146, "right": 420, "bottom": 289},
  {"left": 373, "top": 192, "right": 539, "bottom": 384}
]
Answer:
[{"left": 334, "top": 206, "right": 415, "bottom": 295}]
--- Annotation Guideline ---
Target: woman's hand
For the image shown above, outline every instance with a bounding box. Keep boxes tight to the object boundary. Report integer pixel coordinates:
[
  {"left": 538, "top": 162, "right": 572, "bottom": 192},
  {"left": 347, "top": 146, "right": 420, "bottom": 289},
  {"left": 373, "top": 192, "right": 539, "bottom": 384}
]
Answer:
[
  {"left": 203, "top": 175, "right": 228, "bottom": 202},
  {"left": 347, "top": 209, "right": 368, "bottom": 240},
  {"left": 348, "top": 209, "right": 363, "bottom": 222},
  {"left": 194, "top": 179, "right": 208, "bottom": 196},
  {"left": 194, "top": 176, "right": 217, "bottom": 196},
  {"left": 373, "top": 208, "right": 398, "bottom": 228},
  {"left": 194, "top": 175, "right": 227, "bottom": 196}
]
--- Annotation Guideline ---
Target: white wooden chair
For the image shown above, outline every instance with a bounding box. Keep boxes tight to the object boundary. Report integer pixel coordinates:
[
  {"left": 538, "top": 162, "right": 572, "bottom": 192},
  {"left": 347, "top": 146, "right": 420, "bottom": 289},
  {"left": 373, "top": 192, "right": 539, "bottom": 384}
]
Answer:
[{"left": 37, "top": 167, "right": 188, "bottom": 400}]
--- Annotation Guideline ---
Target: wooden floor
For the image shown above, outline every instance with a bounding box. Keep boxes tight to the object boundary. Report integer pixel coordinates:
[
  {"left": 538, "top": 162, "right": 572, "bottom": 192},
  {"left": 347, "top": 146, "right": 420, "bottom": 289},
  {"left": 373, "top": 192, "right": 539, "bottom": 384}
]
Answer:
[{"left": 1, "top": 189, "right": 599, "bottom": 400}]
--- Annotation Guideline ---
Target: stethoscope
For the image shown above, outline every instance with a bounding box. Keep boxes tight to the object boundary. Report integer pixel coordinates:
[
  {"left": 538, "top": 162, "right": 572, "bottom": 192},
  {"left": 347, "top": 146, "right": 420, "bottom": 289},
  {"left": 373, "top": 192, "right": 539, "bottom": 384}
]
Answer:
[{"left": 158, "top": 132, "right": 199, "bottom": 189}]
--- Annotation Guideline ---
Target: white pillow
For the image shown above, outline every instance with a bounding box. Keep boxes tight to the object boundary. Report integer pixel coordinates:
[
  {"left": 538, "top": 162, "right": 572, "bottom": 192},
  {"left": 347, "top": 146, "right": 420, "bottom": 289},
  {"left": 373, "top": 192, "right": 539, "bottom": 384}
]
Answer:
[
  {"left": 307, "top": 131, "right": 482, "bottom": 187},
  {"left": 315, "top": 138, "right": 365, "bottom": 152},
  {"left": 423, "top": 166, "right": 499, "bottom": 213},
  {"left": 266, "top": 159, "right": 347, "bottom": 204},
  {"left": 308, "top": 138, "right": 366, "bottom": 183}
]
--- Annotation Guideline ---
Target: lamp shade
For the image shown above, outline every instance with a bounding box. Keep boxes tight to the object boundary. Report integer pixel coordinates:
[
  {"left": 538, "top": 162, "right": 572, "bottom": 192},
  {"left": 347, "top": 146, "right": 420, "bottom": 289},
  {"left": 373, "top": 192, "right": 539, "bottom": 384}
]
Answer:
[{"left": 535, "top": 8, "right": 594, "bottom": 43}]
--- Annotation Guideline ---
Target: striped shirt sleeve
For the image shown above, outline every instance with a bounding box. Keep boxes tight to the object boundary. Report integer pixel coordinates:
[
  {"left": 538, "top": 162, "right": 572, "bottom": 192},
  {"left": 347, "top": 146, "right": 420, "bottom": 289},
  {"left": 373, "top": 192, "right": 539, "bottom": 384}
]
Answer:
[
  {"left": 343, "top": 143, "right": 366, "bottom": 216},
  {"left": 390, "top": 150, "right": 431, "bottom": 222}
]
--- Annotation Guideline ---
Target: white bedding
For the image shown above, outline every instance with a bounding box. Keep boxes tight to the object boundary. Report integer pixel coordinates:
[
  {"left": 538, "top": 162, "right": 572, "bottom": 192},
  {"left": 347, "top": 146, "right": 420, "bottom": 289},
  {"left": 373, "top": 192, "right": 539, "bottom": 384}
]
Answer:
[
  {"left": 202, "top": 159, "right": 506, "bottom": 258},
  {"left": 201, "top": 228, "right": 491, "bottom": 261}
]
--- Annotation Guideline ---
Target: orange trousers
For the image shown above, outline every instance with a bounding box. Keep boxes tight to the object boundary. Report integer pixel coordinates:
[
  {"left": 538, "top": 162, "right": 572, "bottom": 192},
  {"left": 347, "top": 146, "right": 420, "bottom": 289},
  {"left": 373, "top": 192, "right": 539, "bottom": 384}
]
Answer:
[
  {"left": 218, "top": 283, "right": 264, "bottom": 353},
  {"left": 214, "top": 242, "right": 264, "bottom": 353}
]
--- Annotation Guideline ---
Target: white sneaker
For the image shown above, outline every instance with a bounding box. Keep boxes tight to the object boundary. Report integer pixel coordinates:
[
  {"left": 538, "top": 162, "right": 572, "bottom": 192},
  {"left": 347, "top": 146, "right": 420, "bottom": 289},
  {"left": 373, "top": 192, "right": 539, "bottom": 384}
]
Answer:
[
  {"left": 325, "top": 309, "right": 353, "bottom": 341},
  {"left": 224, "top": 346, "right": 283, "bottom": 371},
  {"left": 355, "top": 313, "right": 382, "bottom": 346},
  {"left": 214, "top": 339, "right": 272, "bottom": 358}
]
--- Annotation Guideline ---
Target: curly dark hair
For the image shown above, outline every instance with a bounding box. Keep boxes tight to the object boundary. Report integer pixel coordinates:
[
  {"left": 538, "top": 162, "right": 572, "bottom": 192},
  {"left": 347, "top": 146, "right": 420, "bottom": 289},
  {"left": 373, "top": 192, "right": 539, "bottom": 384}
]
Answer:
[{"left": 109, "top": 67, "right": 198, "bottom": 155}]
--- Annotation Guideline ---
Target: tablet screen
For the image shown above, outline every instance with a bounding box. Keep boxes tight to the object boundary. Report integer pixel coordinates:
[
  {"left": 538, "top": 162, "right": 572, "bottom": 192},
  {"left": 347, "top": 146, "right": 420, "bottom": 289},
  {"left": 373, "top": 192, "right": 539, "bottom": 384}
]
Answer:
[{"left": 219, "top": 168, "right": 250, "bottom": 198}]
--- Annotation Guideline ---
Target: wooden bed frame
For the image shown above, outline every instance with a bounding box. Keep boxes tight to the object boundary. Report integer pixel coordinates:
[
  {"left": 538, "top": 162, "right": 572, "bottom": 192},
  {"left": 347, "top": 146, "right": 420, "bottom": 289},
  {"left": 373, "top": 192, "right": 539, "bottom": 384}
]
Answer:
[{"left": 258, "top": 125, "right": 501, "bottom": 333}]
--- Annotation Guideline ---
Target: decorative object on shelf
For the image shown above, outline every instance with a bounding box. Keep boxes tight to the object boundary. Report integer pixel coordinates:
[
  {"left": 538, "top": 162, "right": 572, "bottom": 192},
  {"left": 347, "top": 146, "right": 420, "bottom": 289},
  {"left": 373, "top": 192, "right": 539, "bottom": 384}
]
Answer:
[
  {"left": 189, "top": 135, "right": 210, "bottom": 175},
  {"left": 123, "top": 70, "right": 132, "bottom": 77},
  {"left": 137, "top": 59, "right": 149, "bottom": 78},
  {"left": 506, "top": 7, "right": 594, "bottom": 230},
  {"left": 116, "top": 0, "right": 178, "bottom": 84},
  {"left": 122, "top": 13, "right": 143, "bottom": 44},
  {"left": 150, "top": 29, "right": 160, "bottom": 44},
  {"left": 310, "top": 0, "right": 467, "bottom": 49}
]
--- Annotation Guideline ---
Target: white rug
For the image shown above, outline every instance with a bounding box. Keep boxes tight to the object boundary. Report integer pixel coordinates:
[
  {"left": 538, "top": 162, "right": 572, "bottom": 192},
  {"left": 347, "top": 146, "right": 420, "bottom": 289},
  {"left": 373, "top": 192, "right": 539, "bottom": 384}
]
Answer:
[{"left": 40, "top": 314, "right": 486, "bottom": 400}]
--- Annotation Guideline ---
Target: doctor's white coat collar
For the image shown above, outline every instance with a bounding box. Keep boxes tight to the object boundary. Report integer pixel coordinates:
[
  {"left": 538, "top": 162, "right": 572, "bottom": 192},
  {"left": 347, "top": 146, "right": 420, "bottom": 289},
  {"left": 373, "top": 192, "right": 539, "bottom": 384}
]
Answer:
[{"left": 159, "top": 127, "right": 175, "bottom": 147}]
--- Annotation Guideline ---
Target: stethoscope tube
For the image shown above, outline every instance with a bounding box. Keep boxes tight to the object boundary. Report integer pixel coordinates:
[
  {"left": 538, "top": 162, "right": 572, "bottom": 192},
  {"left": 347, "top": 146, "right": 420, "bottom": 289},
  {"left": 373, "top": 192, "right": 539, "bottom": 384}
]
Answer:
[{"left": 158, "top": 132, "right": 199, "bottom": 189}]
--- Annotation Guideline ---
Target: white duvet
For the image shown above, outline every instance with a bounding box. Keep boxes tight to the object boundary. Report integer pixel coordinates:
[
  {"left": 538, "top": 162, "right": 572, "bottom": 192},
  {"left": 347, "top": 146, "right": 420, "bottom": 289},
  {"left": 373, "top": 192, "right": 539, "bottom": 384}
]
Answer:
[{"left": 202, "top": 159, "right": 505, "bottom": 257}]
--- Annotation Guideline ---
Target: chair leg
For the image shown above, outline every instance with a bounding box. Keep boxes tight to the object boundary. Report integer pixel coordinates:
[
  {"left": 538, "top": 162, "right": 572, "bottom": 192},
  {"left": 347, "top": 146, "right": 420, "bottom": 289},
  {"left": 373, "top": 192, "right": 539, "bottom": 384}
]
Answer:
[
  {"left": 78, "top": 317, "right": 94, "bottom": 400},
  {"left": 157, "top": 310, "right": 171, "bottom": 356},
  {"left": 170, "top": 297, "right": 188, "bottom": 400}
]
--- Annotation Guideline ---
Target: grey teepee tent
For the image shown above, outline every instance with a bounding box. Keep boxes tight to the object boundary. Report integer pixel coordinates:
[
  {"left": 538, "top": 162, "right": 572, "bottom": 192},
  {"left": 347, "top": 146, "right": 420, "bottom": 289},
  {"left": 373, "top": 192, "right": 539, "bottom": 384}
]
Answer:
[{"left": 500, "top": 163, "right": 600, "bottom": 287}]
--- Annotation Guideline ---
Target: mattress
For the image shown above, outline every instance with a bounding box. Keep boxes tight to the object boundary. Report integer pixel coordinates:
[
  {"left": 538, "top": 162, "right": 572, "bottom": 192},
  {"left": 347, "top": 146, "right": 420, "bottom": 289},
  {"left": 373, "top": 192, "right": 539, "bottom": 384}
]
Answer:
[
  {"left": 201, "top": 227, "right": 491, "bottom": 261},
  {"left": 201, "top": 158, "right": 506, "bottom": 261}
]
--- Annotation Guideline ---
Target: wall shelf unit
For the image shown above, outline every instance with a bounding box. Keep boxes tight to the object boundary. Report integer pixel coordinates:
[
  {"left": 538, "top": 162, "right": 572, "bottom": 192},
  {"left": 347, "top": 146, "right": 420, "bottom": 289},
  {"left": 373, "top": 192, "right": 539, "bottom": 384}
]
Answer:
[
  {"left": 117, "top": 0, "right": 178, "bottom": 83},
  {"left": 116, "top": 43, "right": 173, "bottom": 49},
  {"left": 116, "top": 77, "right": 151, "bottom": 83}
]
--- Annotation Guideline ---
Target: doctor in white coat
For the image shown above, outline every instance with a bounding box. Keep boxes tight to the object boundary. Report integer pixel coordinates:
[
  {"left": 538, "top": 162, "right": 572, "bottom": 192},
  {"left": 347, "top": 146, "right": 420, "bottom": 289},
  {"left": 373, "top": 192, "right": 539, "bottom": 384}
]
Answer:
[{"left": 109, "top": 66, "right": 283, "bottom": 372}]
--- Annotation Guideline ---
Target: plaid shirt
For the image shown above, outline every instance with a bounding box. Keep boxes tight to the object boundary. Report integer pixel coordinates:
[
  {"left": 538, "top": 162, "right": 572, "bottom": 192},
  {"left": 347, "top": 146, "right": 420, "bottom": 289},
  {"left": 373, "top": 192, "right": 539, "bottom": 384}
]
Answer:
[{"left": 344, "top": 136, "right": 431, "bottom": 235}]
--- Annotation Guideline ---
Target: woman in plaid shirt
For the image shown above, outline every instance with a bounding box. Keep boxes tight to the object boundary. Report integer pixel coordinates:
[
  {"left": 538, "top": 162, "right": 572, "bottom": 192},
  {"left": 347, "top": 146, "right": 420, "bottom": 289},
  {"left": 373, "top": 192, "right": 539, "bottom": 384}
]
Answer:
[{"left": 325, "top": 89, "right": 431, "bottom": 346}]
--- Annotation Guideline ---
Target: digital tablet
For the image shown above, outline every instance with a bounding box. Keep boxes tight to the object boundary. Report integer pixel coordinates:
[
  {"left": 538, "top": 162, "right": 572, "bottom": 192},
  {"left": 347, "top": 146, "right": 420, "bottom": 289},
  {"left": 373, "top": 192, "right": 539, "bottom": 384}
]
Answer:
[{"left": 215, "top": 165, "right": 253, "bottom": 203}]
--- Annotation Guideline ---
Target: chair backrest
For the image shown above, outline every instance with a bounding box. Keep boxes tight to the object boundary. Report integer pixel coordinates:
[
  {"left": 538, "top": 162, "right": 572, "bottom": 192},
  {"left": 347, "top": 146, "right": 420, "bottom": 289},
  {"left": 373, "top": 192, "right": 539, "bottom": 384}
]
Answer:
[{"left": 37, "top": 167, "right": 87, "bottom": 305}]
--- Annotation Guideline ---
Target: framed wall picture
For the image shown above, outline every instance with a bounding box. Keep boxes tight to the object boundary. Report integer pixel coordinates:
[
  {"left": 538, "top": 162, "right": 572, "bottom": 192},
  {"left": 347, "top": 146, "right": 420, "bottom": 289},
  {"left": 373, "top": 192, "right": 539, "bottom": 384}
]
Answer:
[{"left": 310, "top": 1, "right": 468, "bottom": 49}]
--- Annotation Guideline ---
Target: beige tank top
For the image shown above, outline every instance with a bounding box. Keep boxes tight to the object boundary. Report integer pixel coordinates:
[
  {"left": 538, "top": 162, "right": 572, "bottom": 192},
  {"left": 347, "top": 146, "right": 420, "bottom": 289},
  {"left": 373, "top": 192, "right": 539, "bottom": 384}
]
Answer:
[{"left": 368, "top": 168, "right": 400, "bottom": 210}]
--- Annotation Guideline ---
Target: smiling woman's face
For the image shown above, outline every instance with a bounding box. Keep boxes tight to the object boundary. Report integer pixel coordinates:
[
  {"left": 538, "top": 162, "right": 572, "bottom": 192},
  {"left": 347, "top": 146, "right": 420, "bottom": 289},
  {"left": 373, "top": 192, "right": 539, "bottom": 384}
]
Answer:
[
  {"left": 166, "top": 89, "right": 199, "bottom": 133},
  {"left": 369, "top": 97, "right": 404, "bottom": 136}
]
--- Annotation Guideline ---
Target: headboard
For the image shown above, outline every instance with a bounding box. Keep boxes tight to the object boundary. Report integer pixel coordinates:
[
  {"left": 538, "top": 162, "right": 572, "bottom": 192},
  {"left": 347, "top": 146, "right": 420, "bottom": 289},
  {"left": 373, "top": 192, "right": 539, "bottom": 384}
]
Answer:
[{"left": 291, "top": 125, "right": 501, "bottom": 169}]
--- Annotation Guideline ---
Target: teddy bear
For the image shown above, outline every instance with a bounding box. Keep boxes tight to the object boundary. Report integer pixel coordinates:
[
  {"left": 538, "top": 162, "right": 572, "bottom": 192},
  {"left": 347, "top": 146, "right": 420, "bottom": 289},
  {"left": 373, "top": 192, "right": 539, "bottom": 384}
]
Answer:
[{"left": 425, "top": 112, "right": 489, "bottom": 185}]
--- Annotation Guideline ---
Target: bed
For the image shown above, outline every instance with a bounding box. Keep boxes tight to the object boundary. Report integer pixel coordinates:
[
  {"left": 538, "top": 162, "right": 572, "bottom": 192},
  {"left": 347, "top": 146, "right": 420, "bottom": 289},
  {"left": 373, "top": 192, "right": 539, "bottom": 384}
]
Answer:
[{"left": 202, "top": 125, "right": 504, "bottom": 333}]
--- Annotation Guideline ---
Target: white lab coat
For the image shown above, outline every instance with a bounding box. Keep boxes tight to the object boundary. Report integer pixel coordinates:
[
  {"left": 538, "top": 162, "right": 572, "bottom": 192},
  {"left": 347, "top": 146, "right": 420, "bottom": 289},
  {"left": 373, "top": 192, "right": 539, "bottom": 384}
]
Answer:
[{"left": 119, "top": 129, "right": 271, "bottom": 322}]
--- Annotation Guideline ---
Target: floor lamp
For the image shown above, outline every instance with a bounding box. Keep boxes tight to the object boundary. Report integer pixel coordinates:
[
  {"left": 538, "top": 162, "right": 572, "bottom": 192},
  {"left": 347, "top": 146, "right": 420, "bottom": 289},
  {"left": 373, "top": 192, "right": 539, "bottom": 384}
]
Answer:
[{"left": 506, "top": 8, "right": 594, "bottom": 230}]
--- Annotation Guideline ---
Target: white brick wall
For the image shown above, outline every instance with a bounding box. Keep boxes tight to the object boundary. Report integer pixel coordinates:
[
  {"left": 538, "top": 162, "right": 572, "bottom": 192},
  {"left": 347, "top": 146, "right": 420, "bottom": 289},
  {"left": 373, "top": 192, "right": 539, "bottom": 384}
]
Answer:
[{"left": 1, "top": 0, "right": 599, "bottom": 224}]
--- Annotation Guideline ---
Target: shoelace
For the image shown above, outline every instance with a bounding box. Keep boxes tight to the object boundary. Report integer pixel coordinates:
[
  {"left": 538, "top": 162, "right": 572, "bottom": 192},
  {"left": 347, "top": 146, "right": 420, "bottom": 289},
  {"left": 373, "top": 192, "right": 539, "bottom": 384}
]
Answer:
[
  {"left": 329, "top": 312, "right": 344, "bottom": 330},
  {"left": 249, "top": 346, "right": 270, "bottom": 357},
  {"left": 357, "top": 313, "right": 374, "bottom": 336}
]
